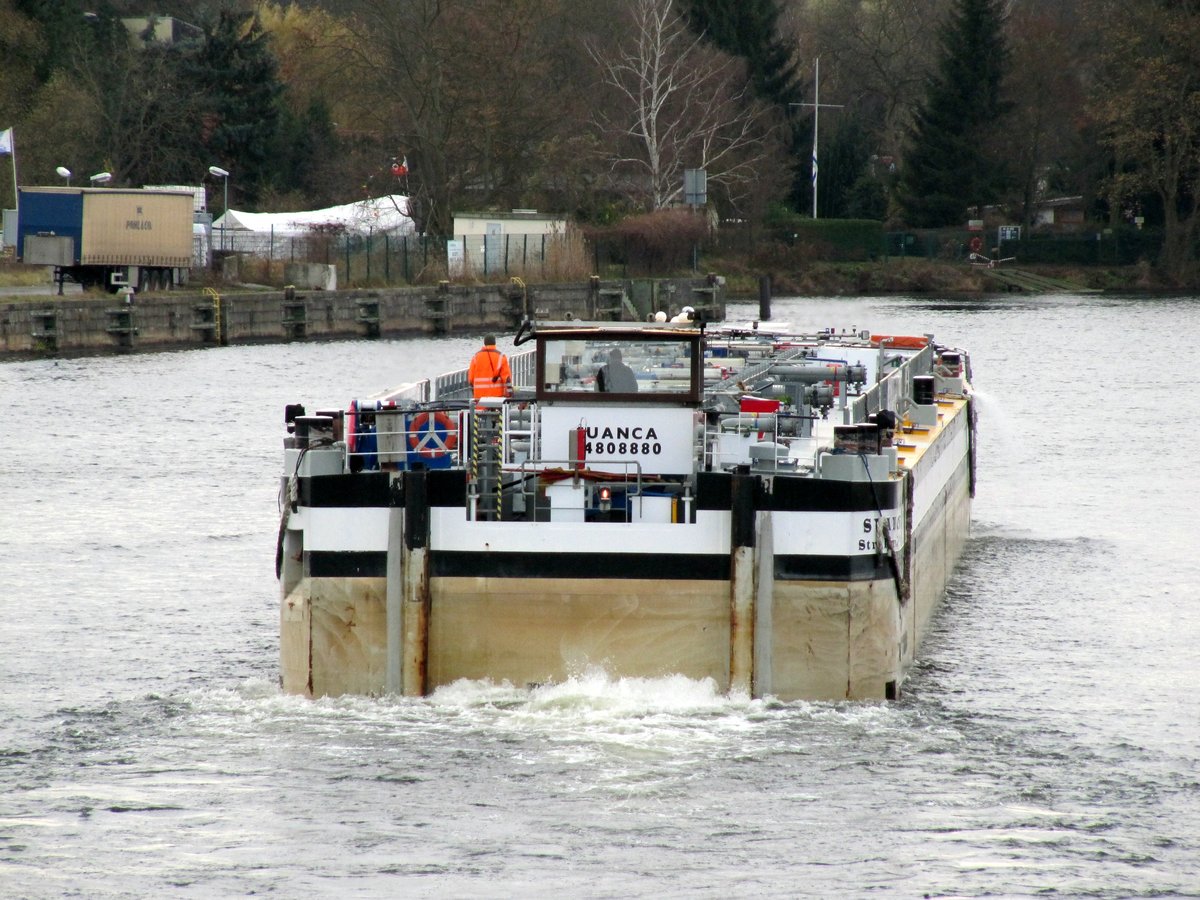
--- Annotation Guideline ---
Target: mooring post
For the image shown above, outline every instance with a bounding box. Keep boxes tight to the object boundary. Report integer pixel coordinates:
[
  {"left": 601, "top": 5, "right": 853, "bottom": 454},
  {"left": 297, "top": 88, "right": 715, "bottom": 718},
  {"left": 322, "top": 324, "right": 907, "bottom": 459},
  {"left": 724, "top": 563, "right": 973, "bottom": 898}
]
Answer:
[
  {"left": 729, "top": 472, "right": 757, "bottom": 695},
  {"left": 400, "top": 469, "right": 431, "bottom": 696},
  {"left": 758, "top": 275, "right": 772, "bottom": 321}
]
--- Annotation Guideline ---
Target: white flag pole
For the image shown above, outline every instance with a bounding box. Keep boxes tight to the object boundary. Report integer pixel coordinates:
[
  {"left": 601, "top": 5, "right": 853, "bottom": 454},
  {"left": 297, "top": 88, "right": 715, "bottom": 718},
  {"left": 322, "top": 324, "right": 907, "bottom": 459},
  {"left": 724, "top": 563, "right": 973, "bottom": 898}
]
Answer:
[
  {"left": 12, "top": 135, "right": 20, "bottom": 210},
  {"left": 812, "top": 59, "right": 820, "bottom": 219},
  {"left": 790, "top": 60, "right": 843, "bottom": 219},
  {"left": 6, "top": 129, "right": 18, "bottom": 210}
]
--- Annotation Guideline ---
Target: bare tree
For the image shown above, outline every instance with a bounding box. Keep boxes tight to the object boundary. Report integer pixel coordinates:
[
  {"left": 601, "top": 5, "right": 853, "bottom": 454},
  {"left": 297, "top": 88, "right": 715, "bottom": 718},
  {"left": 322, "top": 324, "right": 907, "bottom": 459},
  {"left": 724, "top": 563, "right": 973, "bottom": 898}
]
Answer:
[
  {"left": 335, "top": 0, "right": 588, "bottom": 235},
  {"left": 70, "top": 42, "right": 204, "bottom": 186},
  {"left": 13, "top": 73, "right": 101, "bottom": 184},
  {"left": 998, "top": 3, "right": 1090, "bottom": 230},
  {"left": 804, "top": 0, "right": 948, "bottom": 162},
  {"left": 589, "top": 0, "right": 777, "bottom": 210},
  {"left": 1090, "top": 0, "right": 1200, "bottom": 283},
  {"left": 0, "top": 1, "right": 43, "bottom": 124}
]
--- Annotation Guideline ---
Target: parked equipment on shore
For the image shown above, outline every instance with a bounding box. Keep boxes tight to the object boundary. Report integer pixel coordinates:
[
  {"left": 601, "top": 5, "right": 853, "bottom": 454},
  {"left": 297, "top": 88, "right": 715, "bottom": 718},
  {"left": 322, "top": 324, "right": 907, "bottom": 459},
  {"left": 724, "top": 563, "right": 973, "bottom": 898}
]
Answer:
[{"left": 15, "top": 187, "right": 194, "bottom": 293}]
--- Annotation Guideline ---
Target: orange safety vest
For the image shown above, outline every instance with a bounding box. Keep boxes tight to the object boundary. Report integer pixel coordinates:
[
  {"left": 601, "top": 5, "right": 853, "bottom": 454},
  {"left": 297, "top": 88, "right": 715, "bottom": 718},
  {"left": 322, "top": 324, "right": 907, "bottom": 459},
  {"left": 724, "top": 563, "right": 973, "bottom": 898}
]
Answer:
[{"left": 468, "top": 347, "right": 511, "bottom": 398}]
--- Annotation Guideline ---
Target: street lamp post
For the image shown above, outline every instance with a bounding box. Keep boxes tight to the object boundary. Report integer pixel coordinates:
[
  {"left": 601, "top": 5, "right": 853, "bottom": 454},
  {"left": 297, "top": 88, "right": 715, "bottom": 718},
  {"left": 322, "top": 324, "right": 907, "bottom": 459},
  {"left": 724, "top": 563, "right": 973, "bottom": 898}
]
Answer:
[
  {"left": 89, "top": 172, "right": 112, "bottom": 186},
  {"left": 55, "top": 166, "right": 72, "bottom": 185},
  {"left": 208, "top": 165, "right": 230, "bottom": 251}
]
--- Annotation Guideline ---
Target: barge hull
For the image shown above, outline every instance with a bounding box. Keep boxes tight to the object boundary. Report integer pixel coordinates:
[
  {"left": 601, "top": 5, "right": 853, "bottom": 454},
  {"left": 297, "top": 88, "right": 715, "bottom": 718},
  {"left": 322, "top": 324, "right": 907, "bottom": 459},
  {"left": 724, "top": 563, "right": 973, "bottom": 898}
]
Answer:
[{"left": 279, "top": 467, "right": 970, "bottom": 701}]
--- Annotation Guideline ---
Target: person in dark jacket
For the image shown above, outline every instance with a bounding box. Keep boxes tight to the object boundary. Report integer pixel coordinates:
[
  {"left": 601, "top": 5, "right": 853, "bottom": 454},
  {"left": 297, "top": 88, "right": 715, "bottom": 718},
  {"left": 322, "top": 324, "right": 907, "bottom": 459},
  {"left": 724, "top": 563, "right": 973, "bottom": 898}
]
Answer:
[{"left": 597, "top": 348, "right": 638, "bottom": 392}]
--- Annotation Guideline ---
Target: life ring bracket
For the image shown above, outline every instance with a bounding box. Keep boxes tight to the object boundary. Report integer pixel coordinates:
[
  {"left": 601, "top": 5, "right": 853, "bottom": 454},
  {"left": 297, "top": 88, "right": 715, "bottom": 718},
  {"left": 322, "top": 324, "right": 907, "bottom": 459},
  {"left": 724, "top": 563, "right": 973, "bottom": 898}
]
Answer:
[{"left": 409, "top": 411, "right": 458, "bottom": 458}]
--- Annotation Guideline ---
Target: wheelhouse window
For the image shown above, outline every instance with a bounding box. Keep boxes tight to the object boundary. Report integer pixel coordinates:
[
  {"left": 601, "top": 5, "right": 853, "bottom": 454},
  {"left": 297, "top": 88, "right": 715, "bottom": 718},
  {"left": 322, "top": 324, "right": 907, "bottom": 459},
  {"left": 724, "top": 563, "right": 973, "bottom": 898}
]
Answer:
[{"left": 535, "top": 331, "right": 702, "bottom": 403}]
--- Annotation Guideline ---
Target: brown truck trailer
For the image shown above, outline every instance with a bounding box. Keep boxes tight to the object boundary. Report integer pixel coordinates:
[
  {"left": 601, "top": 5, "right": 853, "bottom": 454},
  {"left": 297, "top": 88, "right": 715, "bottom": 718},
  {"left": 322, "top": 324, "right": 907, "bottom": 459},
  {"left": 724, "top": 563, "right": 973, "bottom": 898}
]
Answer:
[{"left": 16, "top": 187, "right": 196, "bottom": 293}]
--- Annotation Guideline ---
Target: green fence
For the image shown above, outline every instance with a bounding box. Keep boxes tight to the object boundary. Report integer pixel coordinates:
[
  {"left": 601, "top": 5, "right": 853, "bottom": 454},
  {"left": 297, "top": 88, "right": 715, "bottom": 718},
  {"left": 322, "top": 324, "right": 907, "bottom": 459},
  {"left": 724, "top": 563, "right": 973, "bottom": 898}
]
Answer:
[
  {"left": 1001, "top": 227, "right": 1163, "bottom": 266},
  {"left": 226, "top": 230, "right": 583, "bottom": 286},
  {"left": 883, "top": 227, "right": 1167, "bottom": 266}
]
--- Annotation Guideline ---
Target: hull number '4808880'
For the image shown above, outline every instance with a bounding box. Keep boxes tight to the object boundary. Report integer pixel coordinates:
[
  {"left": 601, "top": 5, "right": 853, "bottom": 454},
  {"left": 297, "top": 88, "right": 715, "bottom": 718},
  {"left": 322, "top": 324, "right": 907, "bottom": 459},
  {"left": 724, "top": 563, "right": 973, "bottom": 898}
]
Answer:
[
  {"left": 586, "top": 440, "right": 663, "bottom": 456},
  {"left": 585, "top": 425, "right": 662, "bottom": 457}
]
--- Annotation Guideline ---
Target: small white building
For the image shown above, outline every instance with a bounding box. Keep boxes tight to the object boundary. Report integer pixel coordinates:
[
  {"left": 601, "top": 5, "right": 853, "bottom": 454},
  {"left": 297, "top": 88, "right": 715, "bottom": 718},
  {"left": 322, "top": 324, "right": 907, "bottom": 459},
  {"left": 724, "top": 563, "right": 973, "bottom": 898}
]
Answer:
[
  {"left": 452, "top": 209, "right": 567, "bottom": 238},
  {"left": 449, "top": 209, "right": 571, "bottom": 277},
  {"left": 1033, "top": 196, "right": 1086, "bottom": 232},
  {"left": 122, "top": 16, "right": 203, "bottom": 46}
]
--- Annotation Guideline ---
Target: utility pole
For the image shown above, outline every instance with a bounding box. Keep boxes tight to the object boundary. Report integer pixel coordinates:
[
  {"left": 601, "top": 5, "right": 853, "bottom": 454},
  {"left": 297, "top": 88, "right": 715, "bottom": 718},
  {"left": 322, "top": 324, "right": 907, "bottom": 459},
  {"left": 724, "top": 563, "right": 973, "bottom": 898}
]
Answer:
[{"left": 790, "top": 58, "right": 844, "bottom": 219}]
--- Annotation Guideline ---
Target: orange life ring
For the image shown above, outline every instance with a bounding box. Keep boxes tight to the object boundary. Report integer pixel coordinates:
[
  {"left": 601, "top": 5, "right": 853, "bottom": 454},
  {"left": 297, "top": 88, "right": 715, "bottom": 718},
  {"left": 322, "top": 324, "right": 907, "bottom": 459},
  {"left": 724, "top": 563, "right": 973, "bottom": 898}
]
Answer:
[
  {"left": 409, "top": 411, "right": 458, "bottom": 458},
  {"left": 869, "top": 334, "right": 930, "bottom": 349},
  {"left": 969, "top": 236, "right": 983, "bottom": 253}
]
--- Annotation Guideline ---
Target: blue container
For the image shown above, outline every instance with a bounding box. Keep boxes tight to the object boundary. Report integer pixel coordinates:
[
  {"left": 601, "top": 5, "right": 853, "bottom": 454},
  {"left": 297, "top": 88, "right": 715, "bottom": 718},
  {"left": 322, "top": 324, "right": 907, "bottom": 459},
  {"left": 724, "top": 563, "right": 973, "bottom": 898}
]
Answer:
[{"left": 16, "top": 189, "right": 85, "bottom": 262}]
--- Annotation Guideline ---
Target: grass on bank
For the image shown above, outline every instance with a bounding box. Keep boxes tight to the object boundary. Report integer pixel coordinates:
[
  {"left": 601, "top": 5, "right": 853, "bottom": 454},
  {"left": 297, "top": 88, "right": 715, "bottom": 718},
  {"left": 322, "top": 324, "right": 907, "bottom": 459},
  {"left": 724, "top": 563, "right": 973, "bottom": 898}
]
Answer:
[{"left": 0, "top": 262, "right": 52, "bottom": 288}]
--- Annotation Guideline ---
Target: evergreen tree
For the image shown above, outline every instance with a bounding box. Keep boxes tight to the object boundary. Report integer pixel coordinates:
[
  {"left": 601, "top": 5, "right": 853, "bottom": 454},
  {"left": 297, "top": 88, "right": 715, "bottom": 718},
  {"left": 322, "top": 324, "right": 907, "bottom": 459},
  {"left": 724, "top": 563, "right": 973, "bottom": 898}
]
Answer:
[
  {"left": 181, "top": 10, "right": 284, "bottom": 207},
  {"left": 15, "top": 0, "right": 112, "bottom": 81},
  {"left": 898, "top": 0, "right": 1011, "bottom": 227},
  {"left": 822, "top": 117, "right": 876, "bottom": 219},
  {"left": 682, "top": 0, "right": 802, "bottom": 107},
  {"left": 273, "top": 97, "right": 341, "bottom": 207},
  {"left": 681, "top": 0, "right": 810, "bottom": 213}
]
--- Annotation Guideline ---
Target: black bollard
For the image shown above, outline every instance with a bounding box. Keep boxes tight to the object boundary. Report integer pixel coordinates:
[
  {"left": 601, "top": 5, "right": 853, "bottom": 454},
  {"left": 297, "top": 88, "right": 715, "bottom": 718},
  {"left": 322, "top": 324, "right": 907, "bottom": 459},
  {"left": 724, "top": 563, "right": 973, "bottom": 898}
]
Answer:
[{"left": 758, "top": 274, "right": 772, "bottom": 321}]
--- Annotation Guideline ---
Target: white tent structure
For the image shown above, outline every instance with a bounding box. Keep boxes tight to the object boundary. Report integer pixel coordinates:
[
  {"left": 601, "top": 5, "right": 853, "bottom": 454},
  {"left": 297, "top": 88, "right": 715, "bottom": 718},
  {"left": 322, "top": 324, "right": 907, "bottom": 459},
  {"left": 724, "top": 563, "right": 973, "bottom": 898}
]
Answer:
[{"left": 211, "top": 194, "right": 414, "bottom": 254}]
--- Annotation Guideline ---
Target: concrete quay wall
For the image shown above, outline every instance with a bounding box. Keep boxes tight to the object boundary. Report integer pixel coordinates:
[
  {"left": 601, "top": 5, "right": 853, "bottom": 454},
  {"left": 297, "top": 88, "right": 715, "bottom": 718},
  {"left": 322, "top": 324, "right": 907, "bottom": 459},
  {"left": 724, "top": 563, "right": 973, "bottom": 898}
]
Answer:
[{"left": 0, "top": 277, "right": 724, "bottom": 358}]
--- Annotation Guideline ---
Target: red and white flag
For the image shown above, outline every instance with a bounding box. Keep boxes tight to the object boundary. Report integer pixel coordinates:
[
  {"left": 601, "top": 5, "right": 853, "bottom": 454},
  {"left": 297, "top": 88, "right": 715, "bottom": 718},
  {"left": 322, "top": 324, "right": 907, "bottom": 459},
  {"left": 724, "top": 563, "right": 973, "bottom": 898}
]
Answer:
[{"left": 0, "top": 128, "right": 13, "bottom": 155}]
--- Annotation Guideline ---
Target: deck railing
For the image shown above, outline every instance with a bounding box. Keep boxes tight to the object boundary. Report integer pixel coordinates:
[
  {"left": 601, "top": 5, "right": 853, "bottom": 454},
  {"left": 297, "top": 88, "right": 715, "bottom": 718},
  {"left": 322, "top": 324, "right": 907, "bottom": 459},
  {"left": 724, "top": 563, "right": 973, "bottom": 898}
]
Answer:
[{"left": 851, "top": 344, "right": 933, "bottom": 421}]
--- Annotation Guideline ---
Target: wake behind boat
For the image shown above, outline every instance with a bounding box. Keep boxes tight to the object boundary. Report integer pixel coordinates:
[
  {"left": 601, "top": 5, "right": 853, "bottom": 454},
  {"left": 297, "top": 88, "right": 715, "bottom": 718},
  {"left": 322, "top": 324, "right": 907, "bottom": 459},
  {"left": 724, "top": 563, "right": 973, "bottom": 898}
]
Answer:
[{"left": 277, "top": 319, "right": 974, "bottom": 701}]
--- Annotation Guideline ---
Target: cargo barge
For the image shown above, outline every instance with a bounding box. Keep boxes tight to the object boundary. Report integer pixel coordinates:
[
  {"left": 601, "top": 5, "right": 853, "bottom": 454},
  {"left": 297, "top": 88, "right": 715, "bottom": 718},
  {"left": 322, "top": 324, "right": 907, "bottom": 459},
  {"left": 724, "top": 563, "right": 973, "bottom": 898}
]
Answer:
[{"left": 277, "top": 320, "right": 974, "bottom": 700}]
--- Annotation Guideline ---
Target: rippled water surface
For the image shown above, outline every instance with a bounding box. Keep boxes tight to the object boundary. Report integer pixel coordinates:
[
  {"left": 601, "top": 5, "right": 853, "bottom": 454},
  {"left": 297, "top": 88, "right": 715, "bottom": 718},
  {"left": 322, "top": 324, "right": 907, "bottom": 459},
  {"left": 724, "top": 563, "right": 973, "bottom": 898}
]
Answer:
[{"left": 2, "top": 296, "right": 1198, "bottom": 897}]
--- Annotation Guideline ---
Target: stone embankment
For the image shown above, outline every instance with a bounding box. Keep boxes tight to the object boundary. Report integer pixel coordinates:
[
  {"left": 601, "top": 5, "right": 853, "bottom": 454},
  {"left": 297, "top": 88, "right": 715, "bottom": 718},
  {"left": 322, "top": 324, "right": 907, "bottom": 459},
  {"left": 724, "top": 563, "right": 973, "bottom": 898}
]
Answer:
[{"left": 0, "top": 277, "right": 723, "bottom": 358}]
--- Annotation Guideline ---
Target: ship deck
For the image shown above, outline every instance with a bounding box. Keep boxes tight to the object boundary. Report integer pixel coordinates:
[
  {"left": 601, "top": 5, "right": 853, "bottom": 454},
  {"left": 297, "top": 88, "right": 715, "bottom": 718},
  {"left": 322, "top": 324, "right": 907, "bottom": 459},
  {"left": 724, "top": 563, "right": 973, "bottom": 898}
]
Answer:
[{"left": 895, "top": 394, "right": 971, "bottom": 470}]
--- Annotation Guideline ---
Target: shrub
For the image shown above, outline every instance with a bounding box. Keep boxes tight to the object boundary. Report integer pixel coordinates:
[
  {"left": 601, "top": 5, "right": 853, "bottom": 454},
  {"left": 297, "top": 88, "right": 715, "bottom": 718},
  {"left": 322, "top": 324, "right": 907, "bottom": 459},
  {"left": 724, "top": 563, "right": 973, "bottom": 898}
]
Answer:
[
  {"left": 587, "top": 209, "right": 709, "bottom": 275},
  {"left": 762, "top": 207, "right": 884, "bottom": 261}
]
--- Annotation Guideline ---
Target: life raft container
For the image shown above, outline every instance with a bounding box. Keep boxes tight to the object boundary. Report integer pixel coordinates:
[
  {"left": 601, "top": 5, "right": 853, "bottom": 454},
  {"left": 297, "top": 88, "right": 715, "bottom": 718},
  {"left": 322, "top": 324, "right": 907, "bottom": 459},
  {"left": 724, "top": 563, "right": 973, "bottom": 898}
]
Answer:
[
  {"left": 409, "top": 411, "right": 458, "bottom": 458},
  {"left": 869, "top": 334, "right": 930, "bottom": 349}
]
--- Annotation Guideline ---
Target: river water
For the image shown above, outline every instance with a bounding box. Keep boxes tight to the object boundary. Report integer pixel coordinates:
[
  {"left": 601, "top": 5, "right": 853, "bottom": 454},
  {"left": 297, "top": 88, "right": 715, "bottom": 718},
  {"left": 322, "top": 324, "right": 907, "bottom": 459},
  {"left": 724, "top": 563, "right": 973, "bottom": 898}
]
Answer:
[{"left": 1, "top": 294, "right": 1197, "bottom": 898}]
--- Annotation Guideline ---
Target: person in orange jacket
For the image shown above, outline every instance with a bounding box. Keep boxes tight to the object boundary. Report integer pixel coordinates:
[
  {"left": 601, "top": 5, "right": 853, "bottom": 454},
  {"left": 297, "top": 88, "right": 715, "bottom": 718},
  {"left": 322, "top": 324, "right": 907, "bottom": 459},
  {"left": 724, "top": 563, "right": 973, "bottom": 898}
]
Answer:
[{"left": 468, "top": 334, "right": 512, "bottom": 400}]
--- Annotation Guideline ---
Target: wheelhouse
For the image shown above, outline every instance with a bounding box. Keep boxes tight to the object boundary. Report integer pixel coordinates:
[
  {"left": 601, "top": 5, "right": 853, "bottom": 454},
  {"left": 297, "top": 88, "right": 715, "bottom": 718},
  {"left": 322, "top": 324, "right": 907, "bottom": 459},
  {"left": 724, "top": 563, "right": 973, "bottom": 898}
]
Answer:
[{"left": 529, "top": 324, "right": 704, "bottom": 405}]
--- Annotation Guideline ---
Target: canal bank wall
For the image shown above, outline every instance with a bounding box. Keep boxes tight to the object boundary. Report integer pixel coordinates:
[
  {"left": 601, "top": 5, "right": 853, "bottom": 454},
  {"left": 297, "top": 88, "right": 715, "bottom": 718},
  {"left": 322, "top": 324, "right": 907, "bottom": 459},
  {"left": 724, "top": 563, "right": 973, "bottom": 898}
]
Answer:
[{"left": 0, "top": 277, "right": 724, "bottom": 358}]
